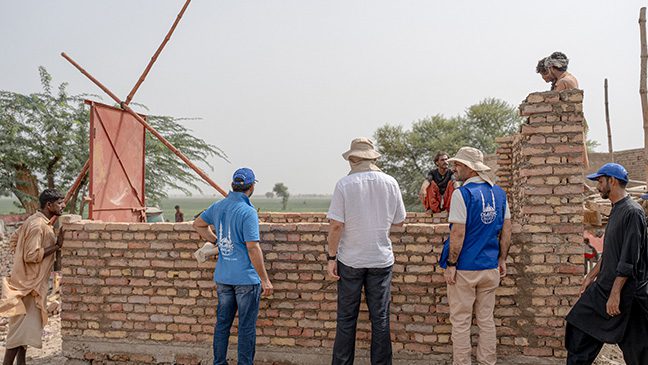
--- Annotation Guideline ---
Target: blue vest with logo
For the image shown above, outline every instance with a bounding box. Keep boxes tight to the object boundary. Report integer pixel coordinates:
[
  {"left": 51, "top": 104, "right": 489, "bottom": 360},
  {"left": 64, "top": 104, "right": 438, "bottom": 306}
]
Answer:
[{"left": 440, "top": 182, "right": 507, "bottom": 270}]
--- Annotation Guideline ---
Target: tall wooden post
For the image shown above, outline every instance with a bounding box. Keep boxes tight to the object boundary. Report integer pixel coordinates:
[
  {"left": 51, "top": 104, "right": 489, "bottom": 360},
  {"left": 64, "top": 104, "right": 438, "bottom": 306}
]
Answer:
[
  {"left": 639, "top": 8, "right": 648, "bottom": 181},
  {"left": 604, "top": 78, "right": 614, "bottom": 161}
]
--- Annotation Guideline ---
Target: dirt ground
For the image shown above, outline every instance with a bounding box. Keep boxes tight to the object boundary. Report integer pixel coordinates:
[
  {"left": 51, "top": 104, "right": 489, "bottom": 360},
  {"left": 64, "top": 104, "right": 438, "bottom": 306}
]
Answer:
[{"left": 0, "top": 314, "right": 629, "bottom": 364}]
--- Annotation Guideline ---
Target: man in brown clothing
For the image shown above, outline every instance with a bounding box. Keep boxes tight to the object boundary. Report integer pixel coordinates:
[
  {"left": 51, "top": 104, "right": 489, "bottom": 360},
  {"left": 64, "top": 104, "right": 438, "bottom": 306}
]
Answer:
[
  {"left": 544, "top": 51, "right": 579, "bottom": 91},
  {"left": 0, "top": 189, "right": 65, "bottom": 365}
]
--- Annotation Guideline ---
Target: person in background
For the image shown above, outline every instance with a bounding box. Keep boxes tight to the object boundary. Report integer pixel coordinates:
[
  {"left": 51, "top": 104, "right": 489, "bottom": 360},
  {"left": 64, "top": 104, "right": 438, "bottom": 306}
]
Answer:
[
  {"left": 544, "top": 51, "right": 578, "bottom": 91},
  {"left": 419, "top": 151, "right": 454, "bottom": 213},
  {"left": 174, "top": 205, "right": 184, "bottom": 222}
]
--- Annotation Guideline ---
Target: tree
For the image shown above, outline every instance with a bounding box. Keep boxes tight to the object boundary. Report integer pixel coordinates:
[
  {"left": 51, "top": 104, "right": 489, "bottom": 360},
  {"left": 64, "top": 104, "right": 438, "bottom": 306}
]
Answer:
[
  {"left": 0, "top": 67, "right": 226, "bottom": 214},
  {"left": 462, "top": 98, "right": 522, "bottom": 154},
  {"left": 272, "top": 183, "right": 290, "bottom": 210},
  {"left": 374, "top": 98, "right": 524, "bottom": 209},
  {"left": 265, "top": 192, "right": 275, "bottom": 199}
]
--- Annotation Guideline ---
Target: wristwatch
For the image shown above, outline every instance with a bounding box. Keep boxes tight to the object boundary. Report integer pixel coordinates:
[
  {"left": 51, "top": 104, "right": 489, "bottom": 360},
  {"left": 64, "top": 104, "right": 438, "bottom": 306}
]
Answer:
[
  {"left": 327, "top": 254, "right": 337, "bottom": 261},
  {"left": 446, "top": 259, "right": 457, "bottom": 267}
]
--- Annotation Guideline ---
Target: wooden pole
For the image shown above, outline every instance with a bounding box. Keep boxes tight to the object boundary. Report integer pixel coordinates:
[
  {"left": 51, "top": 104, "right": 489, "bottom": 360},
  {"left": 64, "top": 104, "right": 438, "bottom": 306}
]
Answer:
[
  {"left": 61, "top": 52, "right": 228, "bottom": 198},
  {"left": 49, "top": 160, "right": 90, "bottom": 226},
  {"left": 604, "top": 78, "right": 614, "bottom": 161},
  {"left": 124, "top": 0, "right": 192, "bottom": 106},
  {"left": 639, "top": 7, "right": 648, "bottom": 181}
]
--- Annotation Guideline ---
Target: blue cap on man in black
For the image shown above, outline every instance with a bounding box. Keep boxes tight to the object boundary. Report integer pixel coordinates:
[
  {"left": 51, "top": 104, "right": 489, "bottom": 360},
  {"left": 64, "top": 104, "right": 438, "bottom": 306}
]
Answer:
[
  {"left": 232, "top": 167, "right": 257, "bottom": 186},
  {"left": 586, "top": 163, "right": 628, "bottom": 183}
]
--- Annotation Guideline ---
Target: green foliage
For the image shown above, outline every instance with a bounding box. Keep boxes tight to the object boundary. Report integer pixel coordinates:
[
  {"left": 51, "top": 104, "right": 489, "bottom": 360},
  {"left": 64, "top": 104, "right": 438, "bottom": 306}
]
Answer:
[
  {"left": 463, "top": 98, "right": 523, "bottom": 154},
  {"left": 0, "top": 67, "right": 226, "bottom": 213},
  {"left": 143, "top": 113, "right": 227, "bottom": 205},
  {"left": 374, "top": 98, "right": 523, "bottom": 208},
  {"left": 272, "top": 183, "right": 290, "bottom": 210},
  {"left": 0, "top": 66, "right": 89, "bottom": 212}
]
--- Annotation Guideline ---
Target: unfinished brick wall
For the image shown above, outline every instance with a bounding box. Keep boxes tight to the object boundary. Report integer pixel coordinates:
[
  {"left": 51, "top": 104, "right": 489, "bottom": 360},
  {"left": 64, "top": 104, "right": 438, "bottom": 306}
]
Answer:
[
  {"left": 60, "top": 221, "right": 529, "bottom": 365},
  {"left": 58, "top": 90, "right": 586, "bottom": 364}
]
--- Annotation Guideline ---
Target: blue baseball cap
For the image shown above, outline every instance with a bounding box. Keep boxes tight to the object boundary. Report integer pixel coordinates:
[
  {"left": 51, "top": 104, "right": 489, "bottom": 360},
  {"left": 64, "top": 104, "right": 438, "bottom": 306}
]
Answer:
[
  {"left": 232, "top": 167, "right": 257, "bottom": 186},
  {"left": 586, "top": 163, "right": 628, "bottom": 183}
]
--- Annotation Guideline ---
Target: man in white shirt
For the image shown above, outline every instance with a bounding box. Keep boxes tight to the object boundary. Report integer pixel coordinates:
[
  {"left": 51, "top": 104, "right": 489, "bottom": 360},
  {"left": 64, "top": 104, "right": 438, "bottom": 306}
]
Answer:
[{"left": 326, "top": 137, "right": 407, "bottom": 365}]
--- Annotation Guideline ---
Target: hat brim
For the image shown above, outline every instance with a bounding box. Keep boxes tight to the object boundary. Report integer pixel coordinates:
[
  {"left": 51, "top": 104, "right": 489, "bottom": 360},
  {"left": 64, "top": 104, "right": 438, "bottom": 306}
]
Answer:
[
  {"left": 586, "top": 172, "right": 604, "bottom": 181},
  {"left": 342, "top": 150, "right": 381, "bottom": 161},
  {"left": 447, "top": 157, "right": 491, "bottom": 172},
  {"left": 586, "top": 173, "right": 628, "bottom": 183}
]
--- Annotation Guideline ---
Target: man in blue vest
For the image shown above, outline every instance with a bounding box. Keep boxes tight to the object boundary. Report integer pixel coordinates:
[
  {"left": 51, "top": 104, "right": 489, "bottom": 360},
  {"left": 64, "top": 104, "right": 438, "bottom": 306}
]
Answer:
[
  {"left": 440, "top": 147, "right": 512, "bottom": 365},
  {"left": 193, "top": 167, "right": 273, "bottom": 365}
]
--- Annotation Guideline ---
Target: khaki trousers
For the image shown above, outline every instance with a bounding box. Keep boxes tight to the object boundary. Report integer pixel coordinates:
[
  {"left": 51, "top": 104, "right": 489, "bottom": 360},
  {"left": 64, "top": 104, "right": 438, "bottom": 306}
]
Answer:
[{"left": 447, "top": 269, "right": 500, "bottom": 365}]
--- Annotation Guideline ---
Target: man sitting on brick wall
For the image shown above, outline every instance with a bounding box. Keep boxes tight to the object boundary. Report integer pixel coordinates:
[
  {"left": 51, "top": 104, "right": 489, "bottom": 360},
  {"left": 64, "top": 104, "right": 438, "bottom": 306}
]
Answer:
[
  {"left": 440, "top": 147, "right": 512, "bottom": 365},
  {"left": 419, "top": 151, "right": 455, "bottom": 214},
  {"left": 326, "top": 137, "right": 406, "bottom": 365},
  {"left": 565, "top": 163, "right": 648, "bottom": 365},
  {"left": 0, "top": 189, "right": 65, "bottom": 365},
  {"left": 193, "top": 168, "right": 273, "bottom": 365}
]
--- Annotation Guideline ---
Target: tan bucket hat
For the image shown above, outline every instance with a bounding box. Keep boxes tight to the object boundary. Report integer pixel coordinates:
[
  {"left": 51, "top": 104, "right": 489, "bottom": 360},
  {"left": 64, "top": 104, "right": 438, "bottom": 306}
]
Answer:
[
  {"left": 342, "top": 137, "right": 381, "bottom": 161},
  {"left": 448, "top": 147, "right": 494, "bottom": 185}
]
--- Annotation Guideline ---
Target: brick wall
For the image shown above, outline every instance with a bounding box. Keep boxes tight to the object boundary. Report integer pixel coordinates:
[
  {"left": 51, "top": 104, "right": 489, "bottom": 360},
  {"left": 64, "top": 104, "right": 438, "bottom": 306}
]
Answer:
[
  {"left": 588, "top": 148, "right": 644, "bottom": 182},
  {"left": 60, "top": 221, "right": 531, "bottom": 365},
  {"left": 58, "top": 90, "right": 585, "bottom": 364}
]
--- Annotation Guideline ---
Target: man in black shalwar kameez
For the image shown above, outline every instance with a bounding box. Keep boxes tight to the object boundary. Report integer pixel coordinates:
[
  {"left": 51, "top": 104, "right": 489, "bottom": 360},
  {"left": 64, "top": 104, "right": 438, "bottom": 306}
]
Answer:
[{"left": 565, "top": 163, "right": 648, "bottom": 365}]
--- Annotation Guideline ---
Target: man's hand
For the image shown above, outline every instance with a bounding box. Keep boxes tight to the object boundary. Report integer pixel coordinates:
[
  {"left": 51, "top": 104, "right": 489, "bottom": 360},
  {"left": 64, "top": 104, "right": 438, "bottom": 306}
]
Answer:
[
  {"left": 498, "top": 258, "right": 507, "bottom": 278},
  {"left": 579, "top": 275, "right": 595, "bottom": 296},
  {"left": 606, "top": 291, "right": 621, "bottom": 317},
  {"left": 327, "top": 260, "right": 340, "bottom": 281},
  {"left": 444, "top": 266, "right": 457, "bottom": 285},
  {"left": 261, "top": 280, "right": 273, "bottom": 297}
]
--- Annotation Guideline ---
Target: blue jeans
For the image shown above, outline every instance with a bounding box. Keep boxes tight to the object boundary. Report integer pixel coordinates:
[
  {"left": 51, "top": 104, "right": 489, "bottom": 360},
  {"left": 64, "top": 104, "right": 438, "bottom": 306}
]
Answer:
[
  {"left": 332, "top": 261, "right": 393, "bottom": 365},
  {"left": 213, "top": 283, "right": 261, "bottom": 365}
]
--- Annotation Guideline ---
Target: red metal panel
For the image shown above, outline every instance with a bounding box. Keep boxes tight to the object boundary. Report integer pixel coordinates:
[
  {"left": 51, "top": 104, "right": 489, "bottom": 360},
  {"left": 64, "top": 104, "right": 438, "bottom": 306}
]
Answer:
[{"left": 88, "top": 101, "right": 146, "bottom": 222}]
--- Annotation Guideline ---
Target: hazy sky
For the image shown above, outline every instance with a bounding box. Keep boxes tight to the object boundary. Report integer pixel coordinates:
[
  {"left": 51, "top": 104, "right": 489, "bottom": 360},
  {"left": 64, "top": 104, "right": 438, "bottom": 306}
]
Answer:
[{"left": 1, "top": 1, "right": 645, "bottom": 195}]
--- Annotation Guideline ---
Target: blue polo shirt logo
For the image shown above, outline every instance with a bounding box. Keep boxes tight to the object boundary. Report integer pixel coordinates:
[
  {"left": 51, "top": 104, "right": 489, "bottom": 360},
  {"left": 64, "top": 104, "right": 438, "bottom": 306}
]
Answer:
[{"left": 217, "top": 223, "right": 235, "bottom": 257}]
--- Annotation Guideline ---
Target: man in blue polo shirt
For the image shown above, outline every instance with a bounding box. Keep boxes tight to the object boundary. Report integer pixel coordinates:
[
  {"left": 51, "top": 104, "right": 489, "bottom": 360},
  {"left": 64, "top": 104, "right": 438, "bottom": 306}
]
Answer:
[
  {"left": 440, "top": 147, "right": 512, "bottom": 365},
  {"left": 193, "top": 167, "right": 273, "bottom": 365}
]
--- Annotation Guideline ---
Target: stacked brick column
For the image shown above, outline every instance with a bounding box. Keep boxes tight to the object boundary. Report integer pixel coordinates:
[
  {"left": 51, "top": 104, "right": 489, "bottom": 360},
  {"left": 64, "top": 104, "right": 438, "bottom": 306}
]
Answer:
[{"left": 497, "top": 89, "right": 585, "bottom": 357}]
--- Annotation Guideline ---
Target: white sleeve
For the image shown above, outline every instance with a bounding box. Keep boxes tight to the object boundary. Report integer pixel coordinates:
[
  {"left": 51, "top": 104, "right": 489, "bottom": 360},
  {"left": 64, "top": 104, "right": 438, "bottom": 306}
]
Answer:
[
  {"left": 504, "top": 200, "right": 511, "bottom": 219},
  {"left": 393, "top": 183, "right": 407, "bottom": 224},
  {"left": 448, "top": 189, "right": 467, "bottom": 224},
  {"left": 327, "top": 183, "right": 345, "bottom": 223}
]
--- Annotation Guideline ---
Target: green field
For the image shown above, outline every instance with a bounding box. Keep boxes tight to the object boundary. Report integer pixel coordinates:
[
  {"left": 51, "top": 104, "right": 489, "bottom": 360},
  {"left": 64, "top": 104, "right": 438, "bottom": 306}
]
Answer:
[
  {"left": 0, "top": 196, "right": 331, "bottom": 221},
  {"left": 158, "top": 196, "right": 331, "bottom": 221}
]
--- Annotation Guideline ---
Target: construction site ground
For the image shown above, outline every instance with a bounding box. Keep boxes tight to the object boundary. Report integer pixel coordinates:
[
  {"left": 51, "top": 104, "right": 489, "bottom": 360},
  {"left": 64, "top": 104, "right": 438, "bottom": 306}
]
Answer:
[{"left": 0, "top": 313, "right": 629, "bottom": 365}]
